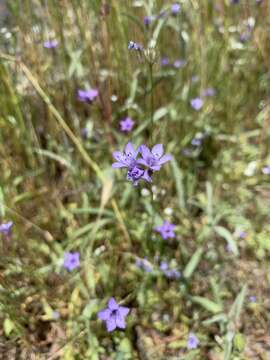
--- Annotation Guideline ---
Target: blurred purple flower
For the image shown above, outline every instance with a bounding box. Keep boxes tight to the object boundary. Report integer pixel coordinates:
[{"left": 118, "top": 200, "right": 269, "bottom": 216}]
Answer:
[
  {"left": 262, "top": 165, "right": 270, "bottom": 175},
  {"left": 190, "top": 97, "right": 203, "bottom": 111},
  {"left": 240, "top": 32, "right": 250, "bottom": 43},
  {"left": 202, "top": 87, "right": 216, "bottom": 97},
  {"left": 187, "top": 333, "right": 200, "bottom": 349},
  {"left": 155, "top": 221, "right": 176, "bottom": 240},
  {"left": 144, "top": 16, "right": 155, "bottom": 26},
  {"left": 171, "top": 3, "right": 181, "bottom": 15},
  {"left": 77, "top": 89, "right": 99, "bottom": 103},
  {"left": 191, "top": 75, "right": 199, "bottom": 83},
  {"left": 98, "top": 297, "right": 130, "bottom": 332},
  {"left": 160, "top": 262, "right": 181, "bottom": 279},
  {"left": 138, "top": 144, "right": 172, "bottom": 172},
  {"left": 136, "top": 257, "right": 153, "bottom": 272},
  {"left": 161, "top": 57, "right": 170, "bottom": 66},
  {"left": 128, "top": 41, "right": 142, "bottom": 51},
  {"left": 249, "top": 295, "right": 257, "bottom": 302},
  {"left": 226, "top": 243, "right": 233, "bottom": 253},
  {"left": 191, "top": 138, "right": 202, "bottom": 147},
  {"left": 231, "top": 0, "right": 240, "bottom": 4},
  {"left": 120, "top": 117, "right": 135, "bottom": 133},
  {"left": 173, "top": 59, "right": 186, "bottom": 69},
  {"left": 63, "top": 252, "right": 80, "bottom": 271},
  {"left": 0, "top": 221, "right": 13, "bottom": 236},
  {"left": 43, "top": 39, "right": 58, "bottom": 49},
  {"left": 236, "top": 230, "right": 246, "bottom": 239}
]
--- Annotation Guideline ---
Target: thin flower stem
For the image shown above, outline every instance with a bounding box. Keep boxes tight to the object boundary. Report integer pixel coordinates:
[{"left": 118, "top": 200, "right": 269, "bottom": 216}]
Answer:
[{"left": 149, "top": 62, "right": 154, "bottom": 144}]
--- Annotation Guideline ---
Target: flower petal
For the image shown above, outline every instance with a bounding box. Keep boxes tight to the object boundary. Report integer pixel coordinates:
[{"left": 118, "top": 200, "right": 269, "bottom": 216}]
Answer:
[
  {"left": 113, "top": 151, "right": 125, "bottom": 162},
  {"left": 152, "top": 144, "right": 164, "bottom": 159},
  {"left": 112, "top": 162, "right": 126, "bottom": 168},
  {"left": 115, "top": 315, "right": 126, "bottom": 329},
  {"left": 106, "top": 318, "right": 117, "bottom": 332},
  {"left": 125, "top": 142, "right": 136, "bottom": 158},
  {"left": 118, "top": 306, "right": 130, "bottom": 317},
  {"left": 158, "top": 154, "right": 172, "bottom": 165},
  {"left": 108, "top": 297, "right": 118, "bottom": 310},
  {"left": 98, "top": 308, "right": 111, "bottom": 321},
  {"left": 139, "top": 145, "right": 152, "bottom": 160}
]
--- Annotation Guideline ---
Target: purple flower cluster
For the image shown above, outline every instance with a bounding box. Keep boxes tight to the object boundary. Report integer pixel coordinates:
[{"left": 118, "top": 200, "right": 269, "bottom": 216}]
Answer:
[
  {"left": 98, "top": 297, "right": 130, "bottom": 332},
  {"left": 112, "top": 143, "right": 172, "bottom": 186},
  {"left": 128, "top": 41, "right": 142, "bottom": 51},
  {"left": 155, "top": 220, "right": 176, "bottom": 240},
  {"left": 160, "top": 261, "right": 181, "bottom": 279}
]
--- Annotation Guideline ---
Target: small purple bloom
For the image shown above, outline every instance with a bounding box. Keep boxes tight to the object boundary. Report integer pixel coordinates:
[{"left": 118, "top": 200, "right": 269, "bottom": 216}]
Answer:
[
  {"left": 136, "top": 257, "right": 153, "bottom": 272},
  {"left": 240, "top": 32, "right": 250, "bottom": 43},
  {"left": 161, "top": 57, "right": 170, "bottom": 66},
  {"left": 63, "top": 252, "right": 80, "bottom": 271},
  {"left": 190, "top": 97, "right": 203, "bottom": 111},
  {"left": 98, "top": 297, "right": 130, "bottom": 332},
  {"left": 202, "top": 87, "right": 216, "bottom": 97},
  {"left": 128, "top": 41, "right": 142, "bottom": 51},
  {"left": 77, "top": 89, "right": 99, "bottom": 103},
  {"left": 249, "top": 295, "right": 257, "bottom": 303},
  {"left": 112, "top": 142, "right": 139, "bottom": 169},
  {"left": 171, "top": 3, "right": 181, "bottom": 15},
  {"left": 262, "top": 165, "right": 270, "bottom": 175},
  {"left": 0, "top": 221, "right": 13, "bottom": 236},
  {"left": 138, "top": 144, "right": 172, "bottom": 172},
  {"left": 144, "top": 16, "right": 154, "bottom": 26},
  {"left": 127, "top": 166, "right": 147, "bottom": 186},
  {"left": 191, "top": 138, "right": 202, "bottom": 147},
  {"left": 155, "top": 221, "right": 176, "bottom": 240},
  {"left": 43, "top": 39, "right": 58, "bottom": 49},
  {"left": 173, "top": 59, "right": 186, "bottom": 69},
  {"left": 187, "top": 333, "right": 200, "bottom": 349},
  {"left": 119, "top": 117, "right": 135, "bottom": 133}
]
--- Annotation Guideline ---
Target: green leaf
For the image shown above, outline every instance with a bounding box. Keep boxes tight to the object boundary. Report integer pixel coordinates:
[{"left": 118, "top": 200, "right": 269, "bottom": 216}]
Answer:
[
  {"left": 171, "top": 159, "right": 185, "bottom": 209},
  {"left": 183, "top": 247, "right": 203, "bottom": 279},
  {"left": 228, "top": 284, "right": 247, "bottom": 324},
  {"left": 214, "top": 225, "right": 239, "bottom": 256},
  {"left": 4, "top": 318, "right": 15, "bottom": 336},
  {"left": 191, "top": 296, "right": 223, "bottom": 314}
]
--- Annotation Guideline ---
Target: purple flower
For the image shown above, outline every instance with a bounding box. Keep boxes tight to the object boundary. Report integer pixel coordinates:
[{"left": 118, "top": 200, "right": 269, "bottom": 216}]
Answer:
[
  {"left": 202, "top": 87, "right": 216, "bottom": 97},
  {"left": 112, "top": 142, "right": 139, "bottom": 169},
  {"left": 161, "top": 57, "right": 170, "bottom": 66},
  {"left": 136, "top": 257, "right": 153, "bottom": 272},
  {"left": 120, "top": 117, "right": 135, "bottom": 133},
  {"left": 43, "top": 39, "right": 58, "bottom": 49},
  {"left": 171, "top": 3, "right": 181, "bottom": 15},
  {"left": 190, "top": 97, "right": 203, "bottom": 111},
  {"left": 173, "top": 59, "right": 186, "bottom": 69},
  {"left": 191, "top": 138, "right": 202, "bottom": 147},
  {"left": 138, "top": 144, "right": 172, "bottom": 172},
  {"left": 98, "top": 297, "right": 130, "bottom": 332},
  {"left": 155, "top": 221, "right": 176, "bottom": 240},
  {"left": 191, "top": 75, "right": 199, "bottom": 83},
  {"left": 0, "top": 221, "right": 13, "bottom": 236},
  {"left": 249, "top": 295, "right": 257, "bottom": 303},
  {"left": 235, "top": 230, "right": 246, "bottom": 239},
  {"left": 128, "top": 41, "right": 142, "bottom": 51},
  {"left": 63, "top": 252, "right": 80, "bottom": 271},
  {"left": 144, "top": 16, "right": 154, "bottom": 26},
  {"left": 77, "top": 89, "right": 99, "bottom": 103},
  {"left": 262, "top": 165, "right": 270, "bottom": 175},
  {"left": 187, "top": 333, "right": 199, "bottom": 349},
  {"left": 160, "top": 261, "right": 181, "bottom": 279},
  {"left": 127, "top": 166, "right": 150, "bottom": 186}
]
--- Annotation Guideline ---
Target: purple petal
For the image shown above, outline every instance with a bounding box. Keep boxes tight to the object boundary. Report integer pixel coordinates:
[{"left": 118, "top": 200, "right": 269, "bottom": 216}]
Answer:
[
  {"left": 142, "top": 170, "right": 152, "bottom": 183},
  {"left": 140, "top": 145, "right": 152, "bottom": 160},
  {"left": 98, "top": 309, "right": 111, "bottom": 321},
  {"left": 112, "top": 162, "right": 126, "bottom": 168},
  {"left": 158, "top": 154, "right": 172, "bottom": 165},
  {"left": 137, "top": 158, "right": 149, "bottom": 167},
  {"left": 106, "top": 318, "right": 117, "bottom": 332},
  {"left": 115, "top": 315, "right": 126, "bottom": 329},
  {"left": 125, "top": 142, "right": 136, "bottom": 158},
  {"left": 108, "top": 297, "right": 118, "bottom": 310},
  {"left": 118, "top": 306, "right": 130, "bottom": 317},
  {"left": 151, "top": 144, "right": 164, "bottom": 158},
  {"left": 113, "top": 151, "right": 124, "bottom": 162}
]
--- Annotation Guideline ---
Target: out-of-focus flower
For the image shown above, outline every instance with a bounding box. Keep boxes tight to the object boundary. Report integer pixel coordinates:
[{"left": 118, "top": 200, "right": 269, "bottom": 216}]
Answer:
[
  {"left": 191, "top": 75, "right": 199, "bottom": 83},
  {"left": 235, "top": 229, "right": 246, "bottom": 239},
  {"left": 155, "top": 220, "right": 176, "bottom": 240},
  {"left": 138, "top": 144, "right": 172, "bottom": 172},
  {"left": 187, "top": 333, "right": 200, "bottom": 349},
  {"left": 77, "top": 89, "right": 99, "bottom": 103},
  {"left": 161, "top": 57, "right": 170, "bottom": 66},
  {"left": 190, "top": 97, "right": 203, "bottom": 111},
  {"left": 144, "top": 16, "right": 155, "bottom": 26},
  {"left": 119, "top": 117, "right": 135, "bottom": 133},
  {"left": 98, "top": 297, "right": 130, "bottom": 332},
  {"left": 202, "top": 87, "right": 216, "bottom": 97},
  {"left": 0, "top": 221, "right": 13, "bottom": 236},
  {"left": 173, "top": 59, "right": 186, "bottom": 69},
  {"left": 136, "top": 257, "right": 153, "bottom": 272},
  {"left": 160, "top": 261, "right": 181, "bottom": 279},
  {"left": 171, "top": 3, "right": 181, "bottom": 15},
  {"left": 63, "top": 252, "right": 80, "bottom": 271},
  {"left": 128, "top": 41, "right": 142, "bottom": 51},
  {"left": 249, "top": 295, "right": 257, "bottom": 302},
  {"left": 43, "top": 39, "right": 58, "bottom": 49},
  {"left": 262, "top": 165, "right": 270, "bottom": 175}
]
